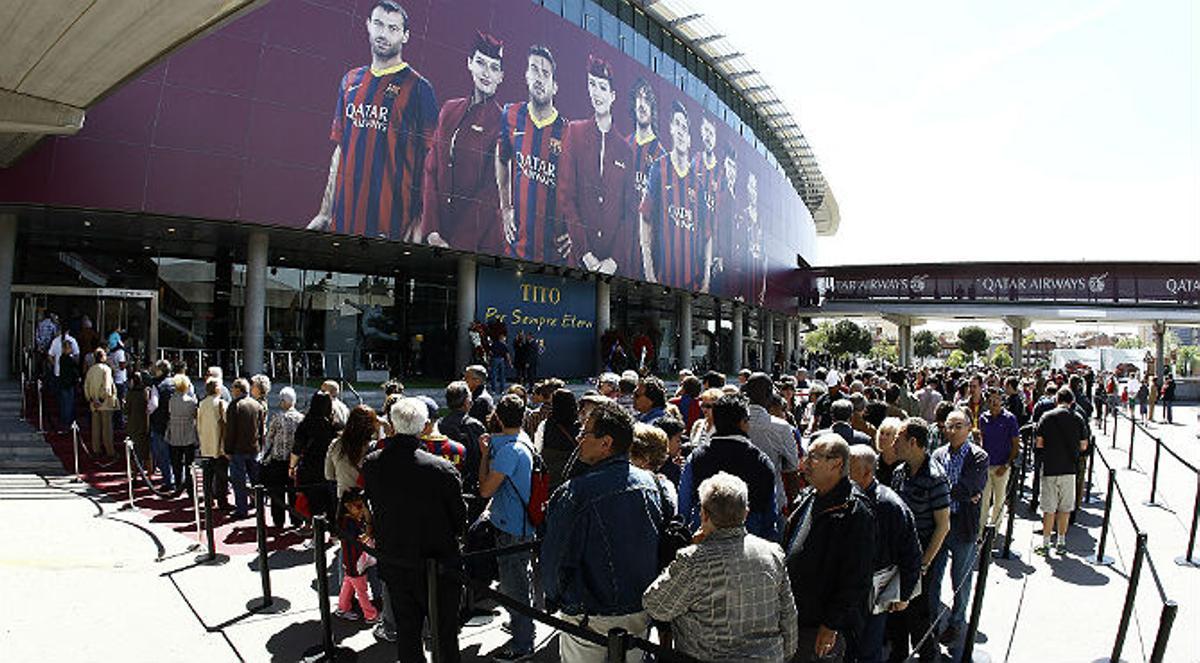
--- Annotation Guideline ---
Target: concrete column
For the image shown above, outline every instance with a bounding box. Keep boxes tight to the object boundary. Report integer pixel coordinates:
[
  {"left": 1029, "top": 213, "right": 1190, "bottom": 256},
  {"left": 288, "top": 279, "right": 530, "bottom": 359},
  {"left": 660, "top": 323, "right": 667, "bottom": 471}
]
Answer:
[
  {"left": 0, "top": 214, "right": 16, "bottom": 379},
  {"left": 595, "top": 279, "right": 611, "bottom": 373},
  {"left": 1011, "top": 325, "right": 1023, "bottom": 367},
  {"left": 1153, "top": 320, "right": 1166, "bottom": 378},
  {"left": 712, "top": 299, "right": 723, "bottom": 369},
  {"left": 897, "top": 323, "right": 912, "bottom": 366},
  {"left": 242, "top": 231, "right": 268, "bottom": 376},
  {"left": 783, "top": 316, "right": 795, "bottom": 371},
  {"left": 731, "top": 305, "right": 744, "bottom": 373},
  {"left": 678, "top": 293, "right": 693, "bottom": 371},
  {"left": 763, "top": 310, "right": 775, "bottom": 372},
  {"left": 455, "top": 256, "right": 477, "bottom": 371}
]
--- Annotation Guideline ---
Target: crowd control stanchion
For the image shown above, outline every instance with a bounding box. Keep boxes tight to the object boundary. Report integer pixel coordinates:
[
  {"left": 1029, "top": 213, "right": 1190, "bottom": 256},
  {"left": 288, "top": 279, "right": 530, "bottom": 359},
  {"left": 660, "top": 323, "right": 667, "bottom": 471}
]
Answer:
[
  {"left": 19, "top": 369, "right": 26, "bottom": 419},
  {"left": 1149, "top": 600, "right": 1178, "bottom": 663},
  {"left": 1111, "top": 532, "right": 1148, "bottom": 663},
  {"left": 71, "top": 421, "right": 81, "bottom": 480},
  {"left": 960, "top": 525, "right": 997, "bottom": 663},
  {"left": 36, "top": 378, "right": 44, "bottom": 432},
  {"left": 1176, "top": 472, "right": 1200, "bottom": 568},
  {"left": 195, "top": 459, "right": 229, "bottom": 566},
  {"left": 191, "top": 464, "right": 204, "bottom": 547},
  {"left": 1002, "top": 464, "right": 1019, "bottom": 560},
  {"left": 1145, "top": 437, "right": 1163, "bottom": 506},
  {"left": 1084, "top": 443, "right": 1102, "bottom": 505},
  {"left": 606, "top": 628, "right": 630, "bottom": 663},
  {"left": 1028, "top": 449, "right": 1041, "bottom": 515},
  {"left": 427, "top": 559, "right": 443, "bottom": 663},
  {"left": 121, "top": 438, "right": 137, "bottom": 511},
  {"left": 248, "top": 485, "right": 290, "bottom": 614},
  {"left": 301, "top": 515, "right": 355, "bottom": 663},
  {"left": 1088, "top": 469, "right": 1116, "bottom": 566},
  {"left": 1127, "top": 417, "right": 1137, "bottom": 471}
]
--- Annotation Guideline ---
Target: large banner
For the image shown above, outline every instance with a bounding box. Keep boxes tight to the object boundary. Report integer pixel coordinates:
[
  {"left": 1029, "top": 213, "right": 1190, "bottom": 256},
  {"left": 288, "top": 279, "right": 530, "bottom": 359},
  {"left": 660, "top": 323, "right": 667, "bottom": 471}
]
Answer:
[
  {"left": 475, "top": 264, "right": 596, "bottom": 377},
  {"left": 0, "top": 0, "right": 815, "bottom": 309}
]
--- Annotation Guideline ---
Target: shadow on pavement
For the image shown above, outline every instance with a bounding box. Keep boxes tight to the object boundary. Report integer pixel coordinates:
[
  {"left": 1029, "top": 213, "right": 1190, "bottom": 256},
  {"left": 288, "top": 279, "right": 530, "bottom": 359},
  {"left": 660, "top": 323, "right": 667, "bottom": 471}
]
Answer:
[
  {"left": 993, "top": 554, "right": 1036, "bottom": 579},
  {"left": 1048, "top": 555, "right": 1111, "bottom": 586},
  {"left": 248, "top": 546, "right": 315, "bottom": 572}
]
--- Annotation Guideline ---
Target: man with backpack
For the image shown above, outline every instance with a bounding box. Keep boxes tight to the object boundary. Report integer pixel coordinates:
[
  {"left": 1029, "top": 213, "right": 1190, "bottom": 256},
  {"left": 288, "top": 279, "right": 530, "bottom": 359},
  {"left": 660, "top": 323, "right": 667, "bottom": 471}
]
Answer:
[
  {"left": 478, "top": 394, "right": 538, "bottom": 661},
  {"left": 541, "top": 399, "right": 663, "bottom": 662}
]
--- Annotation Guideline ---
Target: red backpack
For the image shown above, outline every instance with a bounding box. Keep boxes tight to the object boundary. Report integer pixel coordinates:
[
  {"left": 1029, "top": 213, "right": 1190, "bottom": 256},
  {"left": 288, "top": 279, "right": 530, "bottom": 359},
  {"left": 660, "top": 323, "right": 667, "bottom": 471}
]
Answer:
[{"left": 509, "top": 438, "right": 550, "bottom": 533}]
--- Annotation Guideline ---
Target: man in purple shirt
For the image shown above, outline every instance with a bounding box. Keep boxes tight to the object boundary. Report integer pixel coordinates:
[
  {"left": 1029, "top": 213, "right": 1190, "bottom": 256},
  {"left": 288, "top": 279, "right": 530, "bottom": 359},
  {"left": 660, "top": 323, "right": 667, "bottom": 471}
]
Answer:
[{"left": 977, "top": 387, "right": 1020, "bottom": 538}]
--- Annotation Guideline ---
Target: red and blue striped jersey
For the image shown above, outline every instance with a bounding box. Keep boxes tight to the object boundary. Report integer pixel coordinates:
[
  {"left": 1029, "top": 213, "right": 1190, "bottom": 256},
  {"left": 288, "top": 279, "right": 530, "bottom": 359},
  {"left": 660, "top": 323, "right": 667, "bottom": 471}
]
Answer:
[
  {"left": 627, "top": 132, "right": 665, "bottom": 199},
  {"left": 639, "top": 153, "right": 707, "bottom": 291},
  {"left": 694, "top": 152, "right": 722, "bottom": 283},
  {"left": 498, "top": 103, "right": 566, "bottom": 263},
  {"left": 330, "top": 63, "right": 437, "bottom": 241}
]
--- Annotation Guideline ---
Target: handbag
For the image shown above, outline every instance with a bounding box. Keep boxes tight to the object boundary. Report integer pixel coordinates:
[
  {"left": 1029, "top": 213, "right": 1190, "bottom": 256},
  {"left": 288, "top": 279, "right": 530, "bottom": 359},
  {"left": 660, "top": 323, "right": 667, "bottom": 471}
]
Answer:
[{"left": 654, "top": 476, "right": 693, "bottom": 571}]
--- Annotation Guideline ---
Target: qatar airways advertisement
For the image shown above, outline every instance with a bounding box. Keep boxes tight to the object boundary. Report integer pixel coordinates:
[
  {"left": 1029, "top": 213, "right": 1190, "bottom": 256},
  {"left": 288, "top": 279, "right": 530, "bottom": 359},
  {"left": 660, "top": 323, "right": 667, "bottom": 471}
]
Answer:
[{"left": 0, "top": 0, "right": 816, "bottom": 309}]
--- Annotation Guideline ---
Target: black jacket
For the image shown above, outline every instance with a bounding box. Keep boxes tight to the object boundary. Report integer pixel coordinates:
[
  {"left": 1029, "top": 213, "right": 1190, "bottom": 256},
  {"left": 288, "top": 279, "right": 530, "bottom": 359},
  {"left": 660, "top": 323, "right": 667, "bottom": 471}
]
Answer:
[
  {"left": 438, "top": 410, "right": 485, "bottom": 492},
  {"left": 784, "top": 477, "right": 875, "bottom": 634},
  {"left": 361, "top": 434, "right": 467, "bottom": 575},
  {"left": 862, "top": 480, "right": 922, "bottom": 599}
]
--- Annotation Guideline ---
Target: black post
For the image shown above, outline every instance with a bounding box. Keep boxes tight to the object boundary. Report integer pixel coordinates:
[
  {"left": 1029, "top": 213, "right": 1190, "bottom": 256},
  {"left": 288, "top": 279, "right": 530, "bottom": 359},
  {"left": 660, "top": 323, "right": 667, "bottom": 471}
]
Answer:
[
  {"left": 1029, "top": 449, "right": 1042, "bottom": 515},
  {"left": 314, "top": 515, "right": 335, "bottom": 657},
  {"left": 427, "top": 558, "right": 443, "bottom": 663},
  {"left": 1111, "top": 408, "right": 1118, "bottom": 448},
  {"left": 1149, "top": 601, "right": 1178, "bottom": 663},
  {"left": 256, "top": 485, "right": 272, "bottom": 605},
  {"left": 960, "top": 525, "right": 997, "bottom": 663},
  {"left": 1178, "top": 473, "right": 1200, "bottom": 567},
  {"left": 1088, "top": 469, "right": 1116, "bottom": 566},
  {"left": 1003, "top": 462, "right": 1018, "bottom": 559},
  {"left": 194, "top": 458, "right": 220, "bottom": 565},
  {"left": 1111, "top": 532, "right": 1148, "bottom": 663},
  {"left": 1147, "top": 439, "right": 1162, "bottom": 505},
  {"left": 606, "top": 628, "right": 629, "bottom": 663},
  {"left": 1084, "top": 440, "right": 1098, "bottom": 504},
  {"left": 1127, "top": 415, "right": 1136, "bottom": 470}
]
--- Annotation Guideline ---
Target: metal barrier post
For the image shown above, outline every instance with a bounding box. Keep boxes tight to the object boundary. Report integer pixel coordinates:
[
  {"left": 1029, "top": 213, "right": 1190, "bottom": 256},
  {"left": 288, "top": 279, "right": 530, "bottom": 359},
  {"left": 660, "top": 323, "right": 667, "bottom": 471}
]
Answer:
[
  {"left": 960, "top": 525, "right": 997, "bottom": 663},
  {"left": 1145, "top": 438, "right": 1162, "bottom": 506},
  {"left": 1111, "top": 532, "right": 1148, "bottom": 663},
  {"left": 1111, "top": 408, "right": 1118, "bottom": 448},
  {"left": 1127, "top": 416, "right": 1136, "bottom": 470},
  {"left": 1084, "top": 442, "right": 1102, "bottom": 505},
  {"left": 72, "top": 420, "right": 81, "bottom": 479},
  {"left": 1003, "top": 464, "right": 1019, "bottom": 559},
  {"left": 1029, "top": 449, "right": 1041, "bottom": 515},
  {"left": 427, "top": 558, "right": 443, "bottom": 663},
  {"left": 195, "top": 458, "right": 228, "bottom": 565},
  {"left": 36, "top": 378, "right": 44, "bottom": 432},
  {"left": 1149, "top": 600, "right": 1178, "bottom": 663},
  {"left": 247, "top": 485, "right": 290, "bottom": 613},
  {"left": 287, "top": 351, "right": 295, "bottom": 388},
  {"left": 300, "top": 516, "right": 354, "bottom": 662},
  {"left": 1176, "top": 472, "right": 1200, "bottom": 568},
  {"left": 1088, "top": 469, "right": 1116, "bottom": 566},
  {"left": 191, "top": 464, "right": 203, "bottom": 545},
  {"left": 122, "top": 438, "right": 137, "bottom": 511},
  {"left": 19, "top": 369, "right": 26, "bottom": 419},
  {"left": 606, "top": 628, "right": 630, "bottom": 663}
]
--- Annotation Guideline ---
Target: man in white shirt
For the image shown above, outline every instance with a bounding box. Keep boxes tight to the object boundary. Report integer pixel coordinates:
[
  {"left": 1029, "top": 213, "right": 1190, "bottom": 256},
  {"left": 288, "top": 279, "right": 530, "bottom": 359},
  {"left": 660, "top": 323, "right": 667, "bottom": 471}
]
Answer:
[
  {"left": 108, "top": 339, "right": 128, "bottom": 428},
  {"left": 48, "top": 328, "right": 81, "bottom": 432},
  {"left": 742, "top": 372, "right": 801, "bottom": 517}
]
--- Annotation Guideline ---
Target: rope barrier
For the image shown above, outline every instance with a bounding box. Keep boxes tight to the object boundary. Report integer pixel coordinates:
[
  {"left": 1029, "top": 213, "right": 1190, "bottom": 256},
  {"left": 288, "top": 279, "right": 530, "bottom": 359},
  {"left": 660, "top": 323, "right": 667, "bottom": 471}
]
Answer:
[
  {"left": 123, "top": 437, "right": 183, "bottom": 499},
  {"left": 903, "top": 534, "right": 984, "bottom": 662},
  {"left": 1114, "top": 409, "right": 1198, "bottom": 474}
]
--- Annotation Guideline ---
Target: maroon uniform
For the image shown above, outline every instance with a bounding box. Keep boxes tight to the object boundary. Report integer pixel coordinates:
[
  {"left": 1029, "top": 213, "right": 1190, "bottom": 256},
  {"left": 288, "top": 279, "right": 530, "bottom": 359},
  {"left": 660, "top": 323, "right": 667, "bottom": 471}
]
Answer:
[
  {"left": 557, "top": 118, "right": 638, "bottom": 272},
  {"left": 422, "top": 96, "right": 504, "bottom": 253},
  {"left": 640, "top": 154, "right": 706, "bottom": 291}
]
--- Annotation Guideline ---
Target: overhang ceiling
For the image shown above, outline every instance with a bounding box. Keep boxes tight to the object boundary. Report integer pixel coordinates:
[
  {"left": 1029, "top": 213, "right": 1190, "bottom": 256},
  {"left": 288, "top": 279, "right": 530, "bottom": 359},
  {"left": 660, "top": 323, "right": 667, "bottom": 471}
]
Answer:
[{"left": 0, "top": 0, "right": 265, "bottom": 166}]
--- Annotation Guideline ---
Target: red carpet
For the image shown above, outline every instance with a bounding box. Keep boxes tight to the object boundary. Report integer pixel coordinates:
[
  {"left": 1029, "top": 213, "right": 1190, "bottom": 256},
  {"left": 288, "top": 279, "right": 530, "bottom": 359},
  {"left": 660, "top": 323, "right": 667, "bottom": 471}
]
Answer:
[{"left": 25, "top": 388, "right": 307, "bottom": 557}]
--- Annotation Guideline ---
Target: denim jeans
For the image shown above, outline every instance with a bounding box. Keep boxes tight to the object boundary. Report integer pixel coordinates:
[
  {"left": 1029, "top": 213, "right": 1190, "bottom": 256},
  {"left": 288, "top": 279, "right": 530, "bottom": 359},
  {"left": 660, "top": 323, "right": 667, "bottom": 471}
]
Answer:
[
  {"left": 150, "top": 430, "right": 173, "bottom": 489},
  {"left": 930, "top": 537, "right": 976, "bottom": 632},
  {"left": 57, "top": 386, "right": 75, "bottom": 430},
  {"left": 228, "top": 453, "right": 258, "bottom": 515},
  {"left": 495, "top": 530, "right": 534, "bottom": 653},
  {"left": 855, "top": 611, "right": 888, "bottom": 663},
  {"left": 489, "top": 357, "right": 507, "bottom": 394}
]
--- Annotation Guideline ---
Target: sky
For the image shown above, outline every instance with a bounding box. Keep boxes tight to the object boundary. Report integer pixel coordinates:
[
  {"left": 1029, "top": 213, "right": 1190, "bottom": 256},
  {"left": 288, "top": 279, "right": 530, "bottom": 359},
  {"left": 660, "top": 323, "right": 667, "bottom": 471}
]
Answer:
[{"left": 689, "top": 0, "right": 1199, "bottom": 267}]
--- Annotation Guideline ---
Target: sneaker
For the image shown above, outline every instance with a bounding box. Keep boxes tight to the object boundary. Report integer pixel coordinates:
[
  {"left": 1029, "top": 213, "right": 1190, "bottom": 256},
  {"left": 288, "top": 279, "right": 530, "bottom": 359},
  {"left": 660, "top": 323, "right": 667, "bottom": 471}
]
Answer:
[
  {"left": 491, "top": 645, "right": 534, "bottom": 662},
  {"left": 372, "top": 623, "right": 397, "bottom": 643},
  {"left": 333, "top": 609, "right": 360, "bottom": 621},
  {"left": 1034, "top": 544, "right": 1051, "bottom": 557},
  {"left": 938, "top": 626, "right": 960, "bottom": 645},
  {"left": 1055, "top": 542, "right": 1068, "bottom": 555},
  {"left": 364, "top": 613, "right": 382, "bottom": 625}
]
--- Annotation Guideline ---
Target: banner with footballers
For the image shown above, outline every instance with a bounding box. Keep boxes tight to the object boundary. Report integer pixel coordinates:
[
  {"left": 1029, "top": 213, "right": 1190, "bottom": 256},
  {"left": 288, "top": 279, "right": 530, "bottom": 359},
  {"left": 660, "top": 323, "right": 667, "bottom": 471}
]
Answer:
[{"left": 0, "top": 0, "right": 815, "bottom": 311}]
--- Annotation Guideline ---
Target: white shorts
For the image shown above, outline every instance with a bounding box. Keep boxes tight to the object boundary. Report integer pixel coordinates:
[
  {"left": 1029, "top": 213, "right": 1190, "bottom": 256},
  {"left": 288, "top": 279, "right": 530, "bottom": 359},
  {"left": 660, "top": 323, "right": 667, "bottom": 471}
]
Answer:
[{"left": 1040, "top": 474, "right": 1076, "bottom": 513}]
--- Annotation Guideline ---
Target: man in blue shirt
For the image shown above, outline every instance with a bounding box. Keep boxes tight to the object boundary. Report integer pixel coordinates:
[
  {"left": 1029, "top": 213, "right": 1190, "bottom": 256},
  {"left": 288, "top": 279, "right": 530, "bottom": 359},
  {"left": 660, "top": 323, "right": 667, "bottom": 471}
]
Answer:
[
  {"left": 977, "top": 388, "right": 1020, "bottom": 539},
  {"left": 478, "top": 394, "right": 534, "bottom": 661}
]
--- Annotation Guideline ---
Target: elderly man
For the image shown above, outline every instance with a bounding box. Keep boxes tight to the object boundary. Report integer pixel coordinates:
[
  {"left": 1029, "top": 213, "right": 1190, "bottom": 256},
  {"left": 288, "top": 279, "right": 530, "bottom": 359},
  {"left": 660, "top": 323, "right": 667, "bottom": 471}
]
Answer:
[
  {"left": 929, "top": 408, "right": 989, "bottom": 645},
  {"left": 320, "top": 379, "right": 349, "bottom": 428},
  {"left": 438, "top": 380, "right": 485, "bottom": 495},
  {"left": 463, "top": 364, "right": 494, "bottom": 422},
  {"left": 818, "top": 399, "right": 873, "bottom": 447},
  {"left": 644, "top": 471, "right": 798, "bottom": 661},
  {"left": 225, "top": 377, "right": 267, "bottom": 519},
  {"left": 849, "top": 446, "right": 922, "bottom": 663},
  {"left": 784, "top": 433, "right": 875, "bottom": 663},
  {"left": 541, "top": 400, "right": 662, "bottom": 662},
  {"left": 362, "top": 397, "right": 467, "bottom": 663}
]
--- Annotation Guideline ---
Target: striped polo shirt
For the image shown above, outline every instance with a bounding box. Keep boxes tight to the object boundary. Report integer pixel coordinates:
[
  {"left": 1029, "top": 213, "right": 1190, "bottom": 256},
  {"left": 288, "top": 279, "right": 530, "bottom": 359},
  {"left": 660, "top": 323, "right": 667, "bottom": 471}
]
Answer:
[{"left": 890, "top": 454, "right": 951, "bottom": 544}]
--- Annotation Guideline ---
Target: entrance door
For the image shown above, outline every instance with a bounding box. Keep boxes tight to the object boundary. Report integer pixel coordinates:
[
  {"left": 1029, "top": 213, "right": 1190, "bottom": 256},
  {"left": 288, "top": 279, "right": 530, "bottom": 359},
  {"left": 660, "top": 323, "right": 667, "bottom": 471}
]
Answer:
[{"left": 10, "top": 285, "right": 157, "bottom": 379}]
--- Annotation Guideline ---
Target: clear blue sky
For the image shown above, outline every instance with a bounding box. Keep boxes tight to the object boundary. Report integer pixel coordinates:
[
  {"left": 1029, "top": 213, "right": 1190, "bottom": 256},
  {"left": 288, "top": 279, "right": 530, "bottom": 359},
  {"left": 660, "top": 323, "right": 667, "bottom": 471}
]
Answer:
[{"left": 690, "top": 0, "right": 1199, "bottom": 266}]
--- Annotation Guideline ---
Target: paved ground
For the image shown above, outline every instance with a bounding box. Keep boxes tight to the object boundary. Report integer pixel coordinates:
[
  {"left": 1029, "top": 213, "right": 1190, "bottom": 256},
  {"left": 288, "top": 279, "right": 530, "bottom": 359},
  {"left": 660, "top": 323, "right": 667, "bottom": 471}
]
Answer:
[{"left": 2, "top": 387, "right": 1197, "bottom": 662}]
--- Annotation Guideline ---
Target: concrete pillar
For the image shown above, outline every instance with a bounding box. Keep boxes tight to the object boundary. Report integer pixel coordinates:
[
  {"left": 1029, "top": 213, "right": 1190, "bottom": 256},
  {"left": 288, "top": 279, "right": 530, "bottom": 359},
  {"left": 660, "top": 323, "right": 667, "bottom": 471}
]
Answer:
[
  {"left": 713, "top": 299, "right": 723, "bottom": 369},
  {"left": 763, "top": 310, "right": 775, "bottom": 372},
  {"left": 455, "top": 256, "right": 477, "bottom": 371},
  {"left": 731, "top": 305, "right": 744, "bottom": 372},
  {"left": 897, "top": 323, "right": 912, "bottom": 366},
  {"left": 678, "top": 293, "right": 693, "bottom": 371},
  {"left": 783, "top": 316, "right": 795, "bottom": 372},
  {"left": 242, "top": 231, "right": 268, "bottom": 376},
  {"left": 595, "top": 279, "right": 611, "bottom": 373},
  {"left": 1011, "top": 325, "right": 1023, "bottom": 367},
  {"left": 1153, "top": 320, "right": 1166, "bottom": 378},
  {"left": 0, "top": 214, "right": 16, "bottom": 379}
]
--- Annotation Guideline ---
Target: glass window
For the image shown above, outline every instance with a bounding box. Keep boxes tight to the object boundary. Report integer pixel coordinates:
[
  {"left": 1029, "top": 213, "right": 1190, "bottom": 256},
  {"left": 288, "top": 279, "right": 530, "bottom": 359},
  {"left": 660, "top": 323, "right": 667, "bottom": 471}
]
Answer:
[
  {"left": 582, "top": 0, "right": 601, "bottom": 35},
  {"left": 542, "top": 0, "right": 563, "bottom": 16},
  {"left": 619, "top": 19, "right": 635, "bottom": 55},
  {"left": 562, "top": 0, "right": 581, "bottom": 24},
  {"left": 634, "top": 32, "right": 649, "bottom": 67}
]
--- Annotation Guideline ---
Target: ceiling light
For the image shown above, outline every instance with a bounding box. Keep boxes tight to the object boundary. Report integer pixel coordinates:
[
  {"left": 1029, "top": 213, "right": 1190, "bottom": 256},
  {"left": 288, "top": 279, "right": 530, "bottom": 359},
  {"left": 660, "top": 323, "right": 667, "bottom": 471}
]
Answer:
[
  {"left": 402, "top": 250, "right": 411, "bottom": 256},
  {"left": 278, "top": 256, "right": 286, "bottom": 261},
  {"left": 166, "top": 227, "right": 176, "bottom": 233},
  {"left": 83, "top": 220, "right": 92, "bottom": 227},
  {"left": 143, "top": 245, "right": 151, "bottom": 251},
  {"left": 332, "top": 241, "right": 341, "bottom": 247}
]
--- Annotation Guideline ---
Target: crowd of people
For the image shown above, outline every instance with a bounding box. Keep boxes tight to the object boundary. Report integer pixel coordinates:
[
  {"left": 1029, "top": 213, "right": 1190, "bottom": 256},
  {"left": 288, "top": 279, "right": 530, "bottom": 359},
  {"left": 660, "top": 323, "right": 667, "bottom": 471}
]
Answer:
[{"left": 31, "top": 307, "right": 1170, "bottom": 662}]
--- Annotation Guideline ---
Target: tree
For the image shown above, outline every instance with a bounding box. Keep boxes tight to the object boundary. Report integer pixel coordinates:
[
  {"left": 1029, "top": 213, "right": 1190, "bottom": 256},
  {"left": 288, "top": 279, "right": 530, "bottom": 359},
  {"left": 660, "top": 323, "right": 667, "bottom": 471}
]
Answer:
[
  {"left": 913, "top": 329, "right": 940, "bottom": 360},
  {"left": 826, "top": 320, "right": 874, "bottom": 358},
  {"left": 1177, "top": 345, "right": 1199, "bottom": 377},
  {"left": 803, "top": 321, "right": 832, "bottom": 355},
  {"left": 991, "top": 345, "right": 1013, "bottom": 368},
  {"left": 946, "top": 349, "right": 968, "bottom": 368},
  {"left": 958, "top": 325, "right": 990, "bottom": 359},
  {"left": 1023, "top": 330, "right": 1037, "bottom": 347},
  {"left": 870, "top": 342, "right": 899, "bottom": 364},
  {"left": 1115, "top": 336, "right": 1146, "bottom": 349}
]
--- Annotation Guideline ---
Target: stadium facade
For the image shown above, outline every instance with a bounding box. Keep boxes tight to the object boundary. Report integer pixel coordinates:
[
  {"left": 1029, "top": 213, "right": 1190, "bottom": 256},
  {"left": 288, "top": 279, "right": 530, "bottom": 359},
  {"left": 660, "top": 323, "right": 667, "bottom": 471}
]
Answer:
[{"left": 0, "top": 0, "right": 838, "bottom": 380}]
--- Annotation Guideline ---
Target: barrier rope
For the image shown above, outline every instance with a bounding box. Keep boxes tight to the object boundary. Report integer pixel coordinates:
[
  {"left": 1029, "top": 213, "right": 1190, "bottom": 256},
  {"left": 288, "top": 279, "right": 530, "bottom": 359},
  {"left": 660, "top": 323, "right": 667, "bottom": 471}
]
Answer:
[
  {"left": 124, "top": 439, "right": 186, "bottom": 499},
  {"left": 1114, "top": 410, "right": 1198, "bottom": 473},
  {"left": 903, "top": 536, "right": 984, "bottom": 662}
]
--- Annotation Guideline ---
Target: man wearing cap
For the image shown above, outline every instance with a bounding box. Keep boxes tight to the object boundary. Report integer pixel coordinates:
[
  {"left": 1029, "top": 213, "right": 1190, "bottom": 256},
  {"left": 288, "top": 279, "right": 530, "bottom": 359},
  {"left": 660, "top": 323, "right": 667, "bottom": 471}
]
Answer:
[
  {"left": 558, "top": 55, "right": 638, "bottom": 275},
  {"left": 420, "top": 31, "right": 506, "bottom": 253},
  {"left": 639, "top": 99, "right": 709, "bottom": 291}
]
